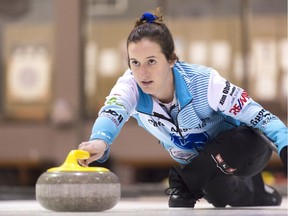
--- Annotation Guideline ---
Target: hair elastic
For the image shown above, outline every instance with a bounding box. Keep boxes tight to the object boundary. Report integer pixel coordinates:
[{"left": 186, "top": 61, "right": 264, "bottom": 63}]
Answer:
[{"left": 140, "top": 12, "right": 158, "bottom": 23}]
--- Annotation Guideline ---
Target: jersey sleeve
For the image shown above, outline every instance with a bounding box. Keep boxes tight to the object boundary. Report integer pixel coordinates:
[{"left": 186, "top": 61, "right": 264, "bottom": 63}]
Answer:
[
  {"left": 90, "top": 70, "right": 139, "bottom": 162},
  {"left": 207, "top": 69, "right": 287, "bottom": 155}
]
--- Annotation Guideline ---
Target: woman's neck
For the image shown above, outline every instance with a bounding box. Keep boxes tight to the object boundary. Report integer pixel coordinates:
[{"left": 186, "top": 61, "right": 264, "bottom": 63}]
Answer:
[{"left": 155, "top": 76, "right": 175, "bottom": 103}]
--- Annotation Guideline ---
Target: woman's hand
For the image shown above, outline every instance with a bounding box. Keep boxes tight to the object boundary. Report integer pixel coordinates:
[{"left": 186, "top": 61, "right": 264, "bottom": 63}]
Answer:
[{"left": 78, "top": 139, "right": 107, "bottom": 166}]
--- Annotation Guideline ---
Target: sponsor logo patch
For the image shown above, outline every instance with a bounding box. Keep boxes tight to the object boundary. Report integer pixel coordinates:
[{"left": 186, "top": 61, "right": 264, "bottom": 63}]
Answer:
[
  {"left": 106, "top": 97, "right": 126, "bottom": 109},
  {"left": 211, "top": 153, "right": 237, "bottom": 174},
  {"left": 170, "top": 132, "right": 209, "bottom": 150},
  {"left": 220, "top": 81, "right": 231, "bottom": 105},
  {"left": 101, "top": 109, "right": 124, "bottom": 126},
  {"left": 148, "top": 119, "right": 165, "bottom": 127},
  {"left": 229, "top": 91, "right": 250, "bottom": 116},
  {"left": 168, "top": 148, "right": 197, "bottom": 162},
  {"left": 250, "top": 109, "right": 272, "bottom": 126}
]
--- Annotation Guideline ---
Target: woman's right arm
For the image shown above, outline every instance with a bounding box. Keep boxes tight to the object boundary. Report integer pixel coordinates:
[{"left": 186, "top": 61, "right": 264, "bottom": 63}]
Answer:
[{"left": 78, "top": 70, "right": 138, "bottom": 165}]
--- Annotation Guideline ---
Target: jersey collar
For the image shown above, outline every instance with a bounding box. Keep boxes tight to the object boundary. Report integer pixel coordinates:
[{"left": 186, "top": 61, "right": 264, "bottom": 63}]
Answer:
[{"left": 136, "top": 67, "right": 193, "bottom": 114}]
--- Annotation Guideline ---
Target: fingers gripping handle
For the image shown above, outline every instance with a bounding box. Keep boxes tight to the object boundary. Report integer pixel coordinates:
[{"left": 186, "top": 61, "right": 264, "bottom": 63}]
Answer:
[{"left": 47, "top": 150, "right": 109, "bottom": 172}]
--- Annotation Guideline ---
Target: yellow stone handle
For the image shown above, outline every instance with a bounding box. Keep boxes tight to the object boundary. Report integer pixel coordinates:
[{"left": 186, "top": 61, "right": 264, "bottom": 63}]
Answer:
[{"left": 47, "top": 149, "right": 109, "bottom": 172}]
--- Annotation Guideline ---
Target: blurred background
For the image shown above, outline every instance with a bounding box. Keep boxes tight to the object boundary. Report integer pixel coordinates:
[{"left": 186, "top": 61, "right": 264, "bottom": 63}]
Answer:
[{"left": 0, "top": 0, "right": 287, "bottom": 199}]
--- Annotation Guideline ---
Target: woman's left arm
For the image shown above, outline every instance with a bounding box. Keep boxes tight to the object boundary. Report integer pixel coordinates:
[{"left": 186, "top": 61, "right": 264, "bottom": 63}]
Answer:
[{"left": 207, "top": 69, "right": 287, "bottom": 167}]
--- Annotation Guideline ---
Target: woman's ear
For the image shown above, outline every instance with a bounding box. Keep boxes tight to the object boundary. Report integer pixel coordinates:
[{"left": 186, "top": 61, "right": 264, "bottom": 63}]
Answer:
[
  {"left": 169, "top": 59, "right": 176, "bottom": 68},
  {"left": 169, "top": 53, "right": 178, "bottom": 67}
]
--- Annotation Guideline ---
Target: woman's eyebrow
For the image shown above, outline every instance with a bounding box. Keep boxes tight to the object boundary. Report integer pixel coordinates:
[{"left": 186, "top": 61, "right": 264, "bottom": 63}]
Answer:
[
  {"left": 129, "top": 56, "right": 156, "bottom": 61},
  {"left": 146, "top": 56, "right": 157, "bottom": 59}
]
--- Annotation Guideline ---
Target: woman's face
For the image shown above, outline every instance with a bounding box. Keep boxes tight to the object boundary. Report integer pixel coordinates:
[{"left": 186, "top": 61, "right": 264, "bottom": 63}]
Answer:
[{"left": 128, "top": 38, "right": 174, "bottom": 102}]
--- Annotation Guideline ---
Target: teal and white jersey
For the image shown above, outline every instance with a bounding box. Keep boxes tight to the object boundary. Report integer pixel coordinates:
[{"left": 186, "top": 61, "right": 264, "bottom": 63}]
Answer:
[{"left": 90, "top": 62, "right": 287, "bottom": 165}]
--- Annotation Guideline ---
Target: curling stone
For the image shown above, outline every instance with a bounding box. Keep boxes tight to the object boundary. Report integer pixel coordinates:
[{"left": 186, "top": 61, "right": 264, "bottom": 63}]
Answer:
[{"left": 35, "top": 150, "right": 121, "bottom": 212}]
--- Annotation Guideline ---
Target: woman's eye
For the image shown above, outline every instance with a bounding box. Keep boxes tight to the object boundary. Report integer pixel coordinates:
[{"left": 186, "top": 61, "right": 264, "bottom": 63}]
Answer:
[
  {"left": 131, "top": 60, "right": 140, "bottom": 66},
  {"left": 148, "top": 59, "right": 156, "bottom": 65}
]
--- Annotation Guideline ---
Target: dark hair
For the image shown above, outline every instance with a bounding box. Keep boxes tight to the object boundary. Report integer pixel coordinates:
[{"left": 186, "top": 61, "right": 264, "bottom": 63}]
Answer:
[{"left": 127, "top": 8, "right": 178, "bottom": 67}]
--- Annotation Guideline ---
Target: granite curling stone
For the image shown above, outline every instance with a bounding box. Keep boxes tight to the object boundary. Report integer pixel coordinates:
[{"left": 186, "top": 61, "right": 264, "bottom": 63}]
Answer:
[{"left": 36, "top": 150, "right": 121, "bottom": 212}]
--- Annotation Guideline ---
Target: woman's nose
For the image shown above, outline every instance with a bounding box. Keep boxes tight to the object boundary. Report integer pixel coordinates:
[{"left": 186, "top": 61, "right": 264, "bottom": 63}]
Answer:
[{"left": 138, "top": 65, "right": 148, "bottom": 76}]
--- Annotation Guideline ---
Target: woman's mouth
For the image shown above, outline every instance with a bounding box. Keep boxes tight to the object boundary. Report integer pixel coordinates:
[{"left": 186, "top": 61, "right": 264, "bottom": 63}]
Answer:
[{"left": 141, "top": 80, "right": 153, "bottom": 87}]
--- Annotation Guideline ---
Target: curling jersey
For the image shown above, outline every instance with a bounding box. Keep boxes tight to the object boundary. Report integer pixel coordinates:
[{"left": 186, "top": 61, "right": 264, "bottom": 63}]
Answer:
[{"left": 90, "top": 62, "right": 287, "bottom": 165}]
